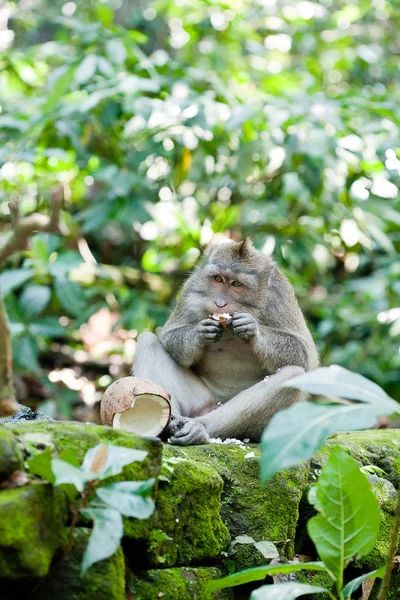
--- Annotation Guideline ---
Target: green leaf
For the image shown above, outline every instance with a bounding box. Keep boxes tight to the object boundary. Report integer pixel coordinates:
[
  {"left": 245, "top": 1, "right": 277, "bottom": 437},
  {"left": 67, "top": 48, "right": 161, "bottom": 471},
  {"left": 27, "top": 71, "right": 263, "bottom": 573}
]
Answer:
[
  {"left": 95, "top": 479, "right": 155, "bottom": 519},
  {"left": 51, "top": 458, "right": 91, "bottom": 492},
  {"left": 260, "top": 400, "right": 396, "bottom": 483},
  {"left": 54, "top": 273, "right": 84, "bottom": 317},
  {"left": 106, "top": 39, "right": 127, "bottom": 64},
  {"left": 44, "top": 65, "right": 76, "bottom": 112},
  {"left": 20, "top": 285, "right": 51, "bottom": 318},
  {"left": 281, "top": 365, "right": 397, "bottom": 410},
  {"left": 342, "top": 567, "right": 385, "bottom": 598},
  {"left": 250, "top": 583, "right": 328, "bottom": 599},
  {"left": 207, "top": 562, "right": 328, "bottom": 592},
  {"left": 82, "top": 444, "right": 147, "bottom": 479},
  {"left": 13, "top": 335, "right": 40, "bottom": 374},
  {"left": 80, "top": 507, "right": 123, "bottom": 575},
  {"left": 30, "top": 317, "right": 65, "bottom": 337},
  {"left": 0, "top": 269, "right": 34, "bottom": 296},
  {"left": 27, "top": 448, "right": 55, "bottom": 483},
  {"left": 74, "top": 54, "right": 97, "bottom": 85},
  {"left": 307, "top": 447, "right": 381, "bottom": 590}
]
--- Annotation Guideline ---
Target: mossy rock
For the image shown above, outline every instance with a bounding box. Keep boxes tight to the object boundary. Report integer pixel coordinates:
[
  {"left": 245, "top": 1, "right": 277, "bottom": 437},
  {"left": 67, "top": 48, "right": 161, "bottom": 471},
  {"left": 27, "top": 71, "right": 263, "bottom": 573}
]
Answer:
[
  {"left": 164, "top": 444, "right": 309, "bottom": 560},
  {"left": 145, "top": 456, "right": 230, "bottom": 567},
  {"left": 355, "top": 475, "right": 399, "bottom": 572},
  {"left": 31, "top": 528, "right": 126, "bottom": 600},
  {"left": 0, "top": 425, "right": 23, "bottom": 480},
  {"left": 130, "top": 566, "right": 233, "bottom": 600},
  {"left": 296, "top": 569, "right": 335, "bottom": 600},
  {"left": 0, "top": 483, "right": 67, "bottom": 578},
  {"left": 313, "top": 431, "right": 400, "bottom": 489},
  {"left": 6, "top": 421, "right": 163, "bottom": 539}
]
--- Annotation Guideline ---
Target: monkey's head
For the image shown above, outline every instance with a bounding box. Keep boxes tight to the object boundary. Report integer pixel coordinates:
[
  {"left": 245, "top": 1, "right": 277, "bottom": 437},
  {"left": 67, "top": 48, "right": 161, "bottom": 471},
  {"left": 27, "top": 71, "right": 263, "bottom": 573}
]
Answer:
[{"left": 185, "top": 237, "right": 274, "bottom": 317}]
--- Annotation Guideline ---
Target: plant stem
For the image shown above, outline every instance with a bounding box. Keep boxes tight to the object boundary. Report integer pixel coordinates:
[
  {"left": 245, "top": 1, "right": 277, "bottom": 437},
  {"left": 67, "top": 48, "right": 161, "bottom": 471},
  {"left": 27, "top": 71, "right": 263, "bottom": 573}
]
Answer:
[
  {"left": 377, "top": 489, "right": 400, "bottom": 600},
  {"left": 66, "top": 482, "right": 93, "bottom": 554}
]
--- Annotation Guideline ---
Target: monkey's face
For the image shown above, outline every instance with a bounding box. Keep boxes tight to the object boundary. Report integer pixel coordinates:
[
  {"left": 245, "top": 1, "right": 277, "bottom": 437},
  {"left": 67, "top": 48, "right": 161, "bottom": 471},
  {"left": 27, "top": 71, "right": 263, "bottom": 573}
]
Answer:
[{"left": 195, "top": 261, "right": 260, "bottom": 316}]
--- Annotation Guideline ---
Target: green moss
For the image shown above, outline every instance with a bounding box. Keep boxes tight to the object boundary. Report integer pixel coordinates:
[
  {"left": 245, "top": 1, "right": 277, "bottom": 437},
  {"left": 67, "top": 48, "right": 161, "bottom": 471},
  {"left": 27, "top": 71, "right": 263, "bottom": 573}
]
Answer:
[
  {"left": 32, "top": 527, "right": 126, "bottom": 600},
  {"left": 130, "top": 567, "right": 233, "bottom": 600},
  {"left": 0, "top": 425, "right": 23, "bottom": 480},
  {"left": 0, "top": 483, "right": 67, "bottom": 578},
  {"left": 296, "top": 569, "right": 334, "bottom": 599},
  {"left": 369, "top": 572, "right": 400, "bottom": 600},
  {"left": 164, "top": 444, "right": 308, "bottom": 560},
  {"left": 146, "top": 456, "right": 230, "bottom": 567},
  {"left": 7, "top": 421, "right": 163, "bottom": 539},
  {"left": 313, "top": 431, "right": 400, "bottom": 489},
  {"left": 355, "top": 476, "right": 399, "bottom": 571}
]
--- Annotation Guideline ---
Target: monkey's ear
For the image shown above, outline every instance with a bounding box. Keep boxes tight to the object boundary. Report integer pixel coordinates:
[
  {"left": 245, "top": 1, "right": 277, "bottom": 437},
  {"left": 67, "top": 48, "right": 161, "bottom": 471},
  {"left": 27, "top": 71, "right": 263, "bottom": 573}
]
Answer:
[{"left": 235, "top": 237, "right": 253, "bottom": 258}]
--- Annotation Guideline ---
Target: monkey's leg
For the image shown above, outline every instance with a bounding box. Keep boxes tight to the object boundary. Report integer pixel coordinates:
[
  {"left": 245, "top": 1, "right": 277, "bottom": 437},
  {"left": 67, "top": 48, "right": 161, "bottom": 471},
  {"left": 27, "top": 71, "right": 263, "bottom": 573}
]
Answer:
[
  {"left": 132, "top": 332, "right": 216, "bottom": 417},
  {"left": 196, "top": 366, "right": 305, "bottom": 442}
]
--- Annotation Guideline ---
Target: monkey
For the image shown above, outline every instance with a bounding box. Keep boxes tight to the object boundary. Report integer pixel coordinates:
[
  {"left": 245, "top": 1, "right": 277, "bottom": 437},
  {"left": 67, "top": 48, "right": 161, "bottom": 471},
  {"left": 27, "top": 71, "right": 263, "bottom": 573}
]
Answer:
[{"left": 132, "top": 237, "right": 319, "bottom": 445}]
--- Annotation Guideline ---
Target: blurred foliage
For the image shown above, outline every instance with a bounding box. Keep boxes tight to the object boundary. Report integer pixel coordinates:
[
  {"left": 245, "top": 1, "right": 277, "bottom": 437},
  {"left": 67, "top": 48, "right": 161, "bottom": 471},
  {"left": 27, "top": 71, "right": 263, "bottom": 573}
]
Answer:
[{"left": 0, "top": 0, "right": 399, "bottom": 417}]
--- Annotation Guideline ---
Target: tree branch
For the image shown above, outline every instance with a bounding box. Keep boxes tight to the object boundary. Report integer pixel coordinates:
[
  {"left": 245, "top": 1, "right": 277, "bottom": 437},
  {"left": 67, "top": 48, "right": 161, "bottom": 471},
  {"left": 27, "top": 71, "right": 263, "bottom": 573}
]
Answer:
[{"left": 0, "top": 197, "right": 64, "bottom": 265}]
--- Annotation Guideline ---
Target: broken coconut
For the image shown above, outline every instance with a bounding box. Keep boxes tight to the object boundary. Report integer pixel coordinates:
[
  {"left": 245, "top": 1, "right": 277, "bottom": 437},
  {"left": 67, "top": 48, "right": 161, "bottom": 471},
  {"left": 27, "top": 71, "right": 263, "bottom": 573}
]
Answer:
[
  {"left": 100, "top": 377, "right": 171, "bottom": 437},
  {"left": 210, "top": 313, "right": 232, "bottom": 328}
]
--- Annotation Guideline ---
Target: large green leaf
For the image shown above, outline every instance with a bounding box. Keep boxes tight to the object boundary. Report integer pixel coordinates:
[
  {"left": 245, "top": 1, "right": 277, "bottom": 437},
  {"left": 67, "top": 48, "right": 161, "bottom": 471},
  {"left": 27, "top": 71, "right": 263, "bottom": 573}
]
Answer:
[
  {"left": 82, "top": 444, "right": 148, "bottom": 479},
  {"left": 80, "top": 507, "right": 123, "bottom": 575},
  {"left": 250, "top": 583, "right": 328, "bottom": 600},
  {"left": 342, "top": 567, "right": 385, "bottom": 598},
  {"left": 74, "top": 54, "right": 97, "bottom": 85},
  {"left": 0, "top": 269, "right": 34, "bottom": 296},
  {"left": 43, "top": 65, "right": 76, "bottom": 112},
  {"left": 54, "top": 273, "right": 84, "bottom": 317},
  {"left": 51, "top": 458, "right": 91, "bottom": 492},
  {"left": 281, "top": 365, "right": 397, "bottom": 409},
  {"left": 260, "top": 398, "right": 397, "bottom": 483},
  {"left": 19, "top": 285, "right": 51, "bottom": 318},
  {"left": 307, "top": 446, "right": 380, "bottom": 591},
  {"left": 207, "top": 562, "right": 328, "bottom": 592},
  {"left": 30, "top": 317, "right": 65, "bottom": 337},
  {"left": 96, "top": 479, "right": 155, "bottom": 519}
]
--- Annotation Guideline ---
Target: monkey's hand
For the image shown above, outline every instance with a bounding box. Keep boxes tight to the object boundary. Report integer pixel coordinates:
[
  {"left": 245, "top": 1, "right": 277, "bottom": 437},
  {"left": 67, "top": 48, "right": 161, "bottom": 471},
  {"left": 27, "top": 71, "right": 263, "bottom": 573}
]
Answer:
[
  {"left": 168, "top": 417, "right": 209, "bottom": 446},
  {"left": 231, "top": 312, "right": 258, "bottom": 341},
  {"left": 196, "top": 318, "right": 223, "bottom": 346}
]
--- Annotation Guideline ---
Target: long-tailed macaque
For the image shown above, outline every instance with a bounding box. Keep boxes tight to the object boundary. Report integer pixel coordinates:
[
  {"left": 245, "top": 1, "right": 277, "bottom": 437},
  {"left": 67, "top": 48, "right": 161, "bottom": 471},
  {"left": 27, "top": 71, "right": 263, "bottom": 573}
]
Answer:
[{"left": 133, "top": 238, "right": 319, "bottom": 445}]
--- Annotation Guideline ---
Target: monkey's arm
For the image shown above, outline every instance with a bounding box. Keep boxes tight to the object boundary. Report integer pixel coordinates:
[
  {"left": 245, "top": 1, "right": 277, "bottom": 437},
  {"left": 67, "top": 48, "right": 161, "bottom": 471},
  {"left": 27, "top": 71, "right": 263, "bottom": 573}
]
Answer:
[
  {"left": 251, "top": 325, "right": 311, "bottom": 371},
  {"left": 161, "top": 323, "right": 204, "bottom": 368},
  {"left": 161, "top": 308, "right": 222, "bottom": 369},
  {"left": 231, "top": 268, "right": 318, "bottom": 372}
]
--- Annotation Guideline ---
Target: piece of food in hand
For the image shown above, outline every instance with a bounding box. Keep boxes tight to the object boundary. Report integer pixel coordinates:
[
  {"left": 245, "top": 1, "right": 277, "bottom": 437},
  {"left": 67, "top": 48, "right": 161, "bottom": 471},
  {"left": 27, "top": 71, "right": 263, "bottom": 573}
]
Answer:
[
  {"left": 209, "top": 312, "right": 232, "bottom": 328},
  {"left": 100, "top": 376, "right": 171, "bottom": 437}
]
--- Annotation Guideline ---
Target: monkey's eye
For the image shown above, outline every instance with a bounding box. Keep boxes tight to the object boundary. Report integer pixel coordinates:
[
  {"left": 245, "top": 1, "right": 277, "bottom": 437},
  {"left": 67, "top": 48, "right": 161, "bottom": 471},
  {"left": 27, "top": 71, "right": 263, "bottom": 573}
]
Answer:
[
  {"left": 231, "top": 280, "right": 242, "bottom": 287},
  {"left": 214, "top": 275, "right": 223, "bottom": 283}
]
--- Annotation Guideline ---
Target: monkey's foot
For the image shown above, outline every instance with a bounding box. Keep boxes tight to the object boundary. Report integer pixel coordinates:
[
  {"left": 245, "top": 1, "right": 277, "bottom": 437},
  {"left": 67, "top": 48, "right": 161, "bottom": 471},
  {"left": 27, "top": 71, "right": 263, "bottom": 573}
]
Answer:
[{"left": 168, "top": 417, "right": 209, "bottom": 446}]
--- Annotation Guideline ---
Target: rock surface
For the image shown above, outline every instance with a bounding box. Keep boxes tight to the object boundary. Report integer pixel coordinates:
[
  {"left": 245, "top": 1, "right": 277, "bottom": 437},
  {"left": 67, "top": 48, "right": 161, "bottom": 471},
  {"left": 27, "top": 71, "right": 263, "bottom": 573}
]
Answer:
[{"left": 0, "top": 422, "right": 399, "bottom": 599}]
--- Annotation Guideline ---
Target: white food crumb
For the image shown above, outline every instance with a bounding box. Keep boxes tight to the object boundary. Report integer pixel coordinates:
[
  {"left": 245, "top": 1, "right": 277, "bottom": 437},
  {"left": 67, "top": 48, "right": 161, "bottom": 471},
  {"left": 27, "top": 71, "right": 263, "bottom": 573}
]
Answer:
[
  {"left": 209, "top": 437, "right": 250, "bottom": 450},
  {"left": 245, "top": 451, "right": 255, "bottom": 459}
]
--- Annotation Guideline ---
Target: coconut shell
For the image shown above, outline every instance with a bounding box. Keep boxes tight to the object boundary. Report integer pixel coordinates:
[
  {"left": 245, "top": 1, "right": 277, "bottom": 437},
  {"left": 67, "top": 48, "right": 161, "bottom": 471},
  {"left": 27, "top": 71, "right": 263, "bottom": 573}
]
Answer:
[{"left": 100, "top": 376, "right": 171, "bottom": 437}]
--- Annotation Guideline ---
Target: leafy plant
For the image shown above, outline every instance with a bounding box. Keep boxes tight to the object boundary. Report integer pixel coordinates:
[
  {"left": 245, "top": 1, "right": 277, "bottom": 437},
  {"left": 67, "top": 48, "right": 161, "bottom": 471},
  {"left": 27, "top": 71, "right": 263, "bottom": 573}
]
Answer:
[
  {"left": 28, "top": 443, "right": 155, "bottom": 574},
  {"left": 208, "top": 366, "right": 399, "bottom": 599},
  {"left": 209, "top": 447, "right": 384, "bottom": 599}
]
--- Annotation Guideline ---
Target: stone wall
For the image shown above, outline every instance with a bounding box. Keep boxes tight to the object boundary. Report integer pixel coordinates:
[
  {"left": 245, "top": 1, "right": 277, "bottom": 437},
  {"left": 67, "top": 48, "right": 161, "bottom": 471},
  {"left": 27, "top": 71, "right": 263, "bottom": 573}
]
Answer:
[{"left": 0, "top": 422, "right": 399, "bottom": 599}]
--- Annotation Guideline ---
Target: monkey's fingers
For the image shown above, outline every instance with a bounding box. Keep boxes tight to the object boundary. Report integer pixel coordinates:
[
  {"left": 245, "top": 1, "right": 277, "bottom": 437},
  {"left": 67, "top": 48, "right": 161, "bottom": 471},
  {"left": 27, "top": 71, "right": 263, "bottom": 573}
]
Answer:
[
  {"left": 169, "top": 416, "right": 188, "bottom": 436},
  {"left": 169, "top": 421, "right": 209, "bottom": 445},
  {"left": 198, "top": 324, "right": 222, "bottom": 333},
  {"left": 233, "top": 325, "right": 255, "bottom": 333},
  {"left": 200, "top": 318, "right": 223, "bottom": 328},
  {"left": 231, "top": 313, "right": 254, "bottom": 323}
]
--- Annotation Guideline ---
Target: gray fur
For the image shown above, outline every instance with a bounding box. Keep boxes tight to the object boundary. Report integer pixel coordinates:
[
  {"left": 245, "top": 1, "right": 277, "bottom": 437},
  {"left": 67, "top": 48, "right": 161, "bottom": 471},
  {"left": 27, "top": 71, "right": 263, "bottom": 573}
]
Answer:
[{"left": 133, "top": 239, "right": 319, "bottom": 445}]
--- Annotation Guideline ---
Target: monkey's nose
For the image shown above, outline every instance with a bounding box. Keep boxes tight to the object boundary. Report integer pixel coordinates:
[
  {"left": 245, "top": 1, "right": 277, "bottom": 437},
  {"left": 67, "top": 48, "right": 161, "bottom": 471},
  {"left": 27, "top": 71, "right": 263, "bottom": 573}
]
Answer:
[{"left": 214, "top": 301, "right": 228, "bottom": 308}]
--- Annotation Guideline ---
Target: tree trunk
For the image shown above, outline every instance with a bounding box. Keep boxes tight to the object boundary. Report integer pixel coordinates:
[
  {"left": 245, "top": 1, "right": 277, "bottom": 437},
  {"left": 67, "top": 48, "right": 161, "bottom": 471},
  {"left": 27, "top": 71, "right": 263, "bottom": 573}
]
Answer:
[{"left": 0, "top": 291, "right": 19, "bottom": 416}]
